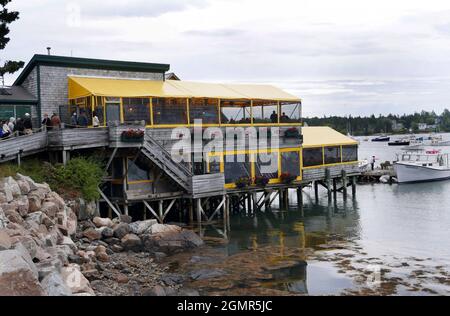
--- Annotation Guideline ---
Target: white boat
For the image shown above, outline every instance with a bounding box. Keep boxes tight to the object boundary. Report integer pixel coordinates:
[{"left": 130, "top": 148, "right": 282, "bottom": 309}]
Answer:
[{"left": 394, "top": 150, "right": 450, "bottom": 183}]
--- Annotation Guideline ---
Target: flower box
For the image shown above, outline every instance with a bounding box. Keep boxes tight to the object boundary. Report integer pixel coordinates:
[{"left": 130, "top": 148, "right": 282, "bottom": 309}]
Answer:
[{"left": 121, "top": 129, "right": 145, "bottom": 143}]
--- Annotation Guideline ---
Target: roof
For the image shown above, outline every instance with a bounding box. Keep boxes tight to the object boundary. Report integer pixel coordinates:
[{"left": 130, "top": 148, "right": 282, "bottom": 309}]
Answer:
[
  {"left": 0, "top": 86, "right": 38, "bottom": 105},
  {"left": 302, "top": 127, "right": 358, "bottom": 147},
  {"left": 14, "top": 54, "right": 170, "bottom": 85},
  {"left": 165, "top": 73, "right": 180, "bottom": 80},
  {"left": 68, "top": 76, "right": 301, "bottom": 102}
]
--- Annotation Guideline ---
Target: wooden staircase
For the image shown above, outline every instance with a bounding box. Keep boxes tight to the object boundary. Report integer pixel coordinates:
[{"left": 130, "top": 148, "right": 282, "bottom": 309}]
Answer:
[{"left": 141, "top": 133, "right": 194, "bottom": 193}]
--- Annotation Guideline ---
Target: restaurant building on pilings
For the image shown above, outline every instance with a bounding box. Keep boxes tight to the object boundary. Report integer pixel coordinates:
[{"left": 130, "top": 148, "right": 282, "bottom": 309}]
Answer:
[{"left": 0, "top": 54, "right": 359, "bottom": 229}]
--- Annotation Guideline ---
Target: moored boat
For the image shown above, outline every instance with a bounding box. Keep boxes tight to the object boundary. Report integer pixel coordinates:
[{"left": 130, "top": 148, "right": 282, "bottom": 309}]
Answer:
[
  {"left": 394, "top": 150, "right": 450, "bottom": 183},
  {"left": 388, "top": 140, "right": 410, "bottom": 146},
  {"left": 372, "top": 136, "right": 390, "bottom": 142}
]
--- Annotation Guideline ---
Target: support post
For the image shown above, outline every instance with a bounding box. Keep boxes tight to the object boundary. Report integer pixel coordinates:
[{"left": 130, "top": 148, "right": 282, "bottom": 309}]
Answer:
[
  {"left": 352, "top": 176, "right": 357, "bottom": 196},
  {"left": 196, "top": 199, "right": 202, "bottom": 226},
  {"left": 342, "top": 170, "right": 348, "bottom": 200},
  {"left": 62, "top": 150, "right": 68, "bottom": 166},
  {"left": 314, "top": 181, "right": 319, "bottom": 202},
  {"left": 278, "top": 189, "right": 284, "bottom": 209},
  {"left": 325, "top": 169, "right": 332, "bottom": 202},
  {"left": 297, "top": 186, "right": 303, "bottom": 210},
  {"left": 189, "top": 200, "right": 194, "bottom": 224},
  {"left": 159, "top": 200, "right": 163, "bottom": 223},
  {"left": 247, "top": 194, "right": 252, "bottom": 214}
]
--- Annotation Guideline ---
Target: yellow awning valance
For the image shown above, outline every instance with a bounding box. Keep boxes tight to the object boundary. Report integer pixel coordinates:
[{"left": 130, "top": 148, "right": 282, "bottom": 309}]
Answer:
[
  {"left": 68, "top": 76, "right": 301, "bottom": 102},
  {"left": 303, "top": 127, "right": 358, "bottom": 147}
]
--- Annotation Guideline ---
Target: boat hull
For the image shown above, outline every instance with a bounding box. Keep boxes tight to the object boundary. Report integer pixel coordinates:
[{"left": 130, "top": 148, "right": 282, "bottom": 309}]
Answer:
[
  {"left": 372, "top": 137, "right": 390, "bottom": 142},
  {"left": 394, "top": 163, "right": 450, "bottom": 183},
  {"left": 388, "top": 141, "right": 410, "bottom": 146}
]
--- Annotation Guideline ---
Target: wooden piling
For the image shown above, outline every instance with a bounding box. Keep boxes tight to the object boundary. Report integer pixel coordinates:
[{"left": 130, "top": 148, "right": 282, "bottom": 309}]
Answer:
[
  {"left": 342, "top": 170, "right": 348, "bottom": 200},
  {"left": 314, "top": 181, "right": 319, "bottom": 202},
  {"left": 352, "top": 176, "right": 357, "bottom": 196},
  {"left": 325, "top": 169, "right": 332, "bottom": 201},
  {"left": 297, "top": 186, "right": 303, "bottom": 210}
]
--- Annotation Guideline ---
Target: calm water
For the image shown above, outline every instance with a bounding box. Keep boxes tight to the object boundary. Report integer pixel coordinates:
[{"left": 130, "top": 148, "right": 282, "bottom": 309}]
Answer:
[{"left": 178, "top": 133, "right": 450, "bottom": 296}]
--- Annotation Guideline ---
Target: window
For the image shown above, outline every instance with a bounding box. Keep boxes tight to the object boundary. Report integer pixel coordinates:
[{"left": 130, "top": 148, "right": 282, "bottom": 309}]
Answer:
[
  {"left": 224, "top": 154, "right": 252, "bottom": 184},
  {"left": 255, "top": 152, "right": 279, "bottom": 179},
  {"left": 280, "top": 102, "right": 302, "bottom": 123},
  {"left": 220, "top": 100, "right": 252, "bottom": 124},
  {"left": 324, "top": 146, "right": 341, "bottom": 164},
  {"left": 253, "top": 101, "right": 279, "bottom": 124},
  {"left": 190, "top": 99, "right": 219, "bottom": 124},
  {"left": 153, "top": 98, "right": 188, "bottom": 125},
  {"left": 127, "top": 159, "right": 150, "bottom": 182},
  {"left": 303, "top": 148, "right": 323, "bottom": 167},
  {"left": 281, "top": 151, "right": 300, "bottom": 177},
  {"left": 123, "top": 98, "right": 150, "bottom": 124},
  {"left": 0, "top": 105, "right": 32, "bottom": 121},
  {"left": 342, "top": 145, "right": 358, "bottom": 162}
]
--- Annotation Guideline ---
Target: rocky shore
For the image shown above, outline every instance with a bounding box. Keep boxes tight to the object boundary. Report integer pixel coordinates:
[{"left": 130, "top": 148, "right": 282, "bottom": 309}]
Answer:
[{"left": 0, "top": 174, "right": 204, "bottom": 296}]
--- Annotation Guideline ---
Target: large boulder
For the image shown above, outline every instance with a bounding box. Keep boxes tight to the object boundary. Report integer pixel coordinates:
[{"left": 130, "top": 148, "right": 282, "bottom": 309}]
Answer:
[
  {"left": 0, "top": 249, "right": 45, "bottom": 296},
  {"left": 61, "top": 264, "right": 95, "bottom": 295},
  {"left": 83, "top": 228, "right": 101, "bottom": 241},
  {"left": 28, "top": 194, "right": 42, "bottom": 214},
  {"left": 4, "top": 209, "right": 24, "bottom": 225},
  {"left": 93, "top": 217, "right": 113, "bottom": 228},
  {"left": 41, "top": 271, "right": 72, "bottom": 296},
  {"left": 16, "top": 179, "right": 31, "bottom": 195},
  {"left": 129, "top": 220, "right": 157, "bottom": 235},
  {"left": 41, "top": 201, "right": 59, "bottom": 219},
  {"left": 0, "top": 229, "right": 12, "bottom": 250},
  {"left": 113, "top": 223, "right": 130, "bottom": 239},
  {"left": 15, "top": 173, "right": 39, "bottom": 191},
  {"left": 1, "top": 177, "right": 21, "bottom": 198},
  {"left": 121, "top": 234, "right": 142, "bottom": 252},
  {"left": 149, "top": 224, "right": 182, "bottom": 235},
  {"left": 16, "top": 196, "right": 30, "bottom": 217},
  {"left": 142, "top": 228, "right": 204, "bottom": 254}
]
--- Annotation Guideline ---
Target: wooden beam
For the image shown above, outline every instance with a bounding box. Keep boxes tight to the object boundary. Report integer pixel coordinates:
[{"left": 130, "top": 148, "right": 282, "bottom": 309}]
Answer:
[{"left": 98, "top": 188, "right": 121, "bottom": 218}]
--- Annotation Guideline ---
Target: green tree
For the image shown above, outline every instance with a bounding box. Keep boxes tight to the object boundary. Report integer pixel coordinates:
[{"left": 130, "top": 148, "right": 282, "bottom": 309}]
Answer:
[{"left": 0, "top": 0, "right": 24, "bottom": 86}]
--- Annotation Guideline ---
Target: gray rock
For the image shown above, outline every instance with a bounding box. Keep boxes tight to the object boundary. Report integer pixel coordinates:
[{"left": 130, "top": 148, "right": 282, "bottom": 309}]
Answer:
[
  {"left": 61, "top": 264, "right": 95, "bottom": 295},
  {"left": 28, "top": 195, "right": 42, "bottom": 213},
  {"left": 35, "top": 258, "right": 64, "bottom": 281},
  {"left": 16, "top": 179, "right": 31, "bottom": 195},
  {"left": 113, "top": 223, "right": 130, "bottom": 239},
  {"left": 0, "top": 229, "right": 12, "bottom": 250},
  {"left": 1, "top": 177, "right": 21, "bottom": 199},
  {"left": 144, "top": 285, "right": 167, "bottom": 296},
  {"left": 189, "top": 269, "right": 227, "bottom": 281},
  {"left": 119, "top": 214, "right": 132, "bottom": 224},
  {"left": 129, "top": 219, "right": 157, "bottom": 235},
  {"left": 93, "top": 217, "right": 113, "bottom": 228},
  {"left": 177, "top": 288, "right": 200, "bottom": 296},
  {"left": 142, "top": 229, "right": 204, "bottom": 254},
  {"left": 101, "top": 227, "right": 114, "bottom": 239},
  {"left": 16, "top": 196, "right": 30, "bottom": 217},
  {"left": 41, "top": 272, "right": 72, "bottom": 296},
  {"left": 161, "top": 273, "right": 186, "bottom": 286},
  {"left": 0, "top": 249, "right": 45, "bottom": 296},
  {"left": 121, "top": 234, "right": 142, "bottom": 251}
]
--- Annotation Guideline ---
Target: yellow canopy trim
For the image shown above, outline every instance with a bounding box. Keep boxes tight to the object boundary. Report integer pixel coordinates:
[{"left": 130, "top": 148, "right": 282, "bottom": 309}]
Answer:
[
  {"left": 302, "top": 127, "right": 358, "bottom": 147},
  {"left": 68, "top": 76, "right": 301, "bottom": 102}
]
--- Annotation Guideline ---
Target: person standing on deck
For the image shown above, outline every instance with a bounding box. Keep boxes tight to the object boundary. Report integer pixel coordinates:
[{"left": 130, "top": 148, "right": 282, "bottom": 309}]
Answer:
[
  {"left": 70, "top": 112, "right": 78, "bottom": 128},
  {"left": 77, "top": 110, "right": 88, "bottom": 127},
  {"left": 371, "top": 156, "right": 376, "bottom": 171},
  {"left": 23, "top": 113, "right": 33, "bottom": 135},
  {"left": 8, "top": 117, "right": 15, "bottom": 133},
  {"left": 51, "top": 113, "right": 61, "bottom": 130},
  {"left": 92, "top": 111, "right": 100, "bottom": 128},
  {"left": 270, "top": 111, "right": 278, "bottom": 123},
  {"left": 14, "top": 118, "right": 24, "bottom": 135},
  {"left": 42, "top": 113, "right": 52, "bottom": 130}
]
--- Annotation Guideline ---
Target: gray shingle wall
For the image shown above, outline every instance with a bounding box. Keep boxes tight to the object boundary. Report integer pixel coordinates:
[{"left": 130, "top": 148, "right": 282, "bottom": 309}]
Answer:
[
  {"left": 21, "top": 67, "right": 38, "bottom": 98},
  {"left": 39, "top": 66, "right": 164, "bottom": 120}
]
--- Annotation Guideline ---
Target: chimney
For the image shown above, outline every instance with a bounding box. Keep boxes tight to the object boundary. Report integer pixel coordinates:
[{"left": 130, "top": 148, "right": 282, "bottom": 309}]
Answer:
[{"left": 47, "top": 47, "right": 51, "bottom": 55}]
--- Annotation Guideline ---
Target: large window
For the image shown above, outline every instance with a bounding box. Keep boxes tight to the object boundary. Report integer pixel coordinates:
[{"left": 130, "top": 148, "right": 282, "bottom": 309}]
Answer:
[
  {"left": 153, "top": 98, "right": 188, "bottom": 125},
  {"left": 281, "top": 151, "right": 300, "bottom": 177},
  {"left": 127, "top": 159, "right": 150, "bottom": 182},
  {"left": 190, "top": 98, "right": 219, "bottom": 124},
  {"left": 342, "top": 145, "right": 358, "bottom": 162},
  {"left": 123, "top": 98, "right": 150, "bottom": 124},
  {"left": 303, "top": 148, "right": 323, "bottom": 167},
  {"left": 253, "top": 101, "right": 279, "bottom": 124},
  {"left": 0, "top": 105, "right": 31, "bottom": 121},
  {"left": 255, "top": 152, "right": 279, "bottom": 179},
  {"left": 280, "top": 102, "right": 302, "bottom": 123},
  {"left": 220, "top": 100, "right": 252, "bottom": 125},
  {"left": 324, "top": 146, "right": 341, "bottom": 164},
  {"left": 105, "top": 97, "right": 121, "bottom": 124},
  {"left": 224, "top": 154, "right": 252, "bottom": 184}
]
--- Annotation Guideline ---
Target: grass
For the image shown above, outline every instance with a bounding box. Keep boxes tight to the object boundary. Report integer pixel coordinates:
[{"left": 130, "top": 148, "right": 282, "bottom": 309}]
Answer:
[{"left": 0, "top": 157, "right": 105, "bottom": 201}]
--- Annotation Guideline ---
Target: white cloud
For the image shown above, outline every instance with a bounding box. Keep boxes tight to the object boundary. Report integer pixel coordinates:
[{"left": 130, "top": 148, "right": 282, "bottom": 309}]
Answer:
[{"left": 2, "top": 0, "right": 450, "bottom": 116}]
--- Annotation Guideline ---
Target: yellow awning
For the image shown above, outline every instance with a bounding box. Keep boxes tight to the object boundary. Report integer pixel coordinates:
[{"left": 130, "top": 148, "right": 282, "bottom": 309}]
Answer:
[
  {"left": 68, "top": 76, "right": 301, "bottom": 102},
  {"left": 302, "top": 127, "right": 358, "bottom": 147}
]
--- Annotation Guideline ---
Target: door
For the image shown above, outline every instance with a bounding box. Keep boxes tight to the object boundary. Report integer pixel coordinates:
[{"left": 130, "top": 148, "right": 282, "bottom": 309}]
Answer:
[{"left": 106, "top": 104, "right": 120, "bottom": 125}]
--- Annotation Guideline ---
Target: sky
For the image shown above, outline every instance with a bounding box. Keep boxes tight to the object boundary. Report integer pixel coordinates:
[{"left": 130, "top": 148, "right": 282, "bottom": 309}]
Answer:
[{"left": 3, "top": 0, "right": 450, "bottom": 117}]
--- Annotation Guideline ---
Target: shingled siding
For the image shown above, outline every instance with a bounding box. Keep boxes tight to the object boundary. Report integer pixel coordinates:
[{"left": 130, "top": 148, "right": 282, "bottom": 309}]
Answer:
[
  {"left": 21, "top": 66, "right": 38, "bottom": 98},
  {"left": 38, "top": 66, "right": 164, "bottom": 122}
]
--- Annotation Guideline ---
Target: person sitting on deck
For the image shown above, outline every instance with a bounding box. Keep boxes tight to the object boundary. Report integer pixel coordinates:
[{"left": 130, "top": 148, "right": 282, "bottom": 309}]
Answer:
[
  {"left": 42, "top": 113, "right": 52, "bottom": 130},
  {"left": 51, "top": 113, "right": 61, "bottom": 130},
  {"left": 14, "top": 118, "right": 25, "bottom": 135},
  {"left": 280, "top": 112, "right": 290, "bottom": 123},
  {"left": 77, "top": 111, "right": 88, "bottom": 127},
  {"left": 371, "top": 156, "right": 377, "bottom": 171},
  {"left": 23, "top": 113, "right": 33, "bottom": 135},
  {"left": 270, "top": 111, "right": 278, "bottom": 123}
]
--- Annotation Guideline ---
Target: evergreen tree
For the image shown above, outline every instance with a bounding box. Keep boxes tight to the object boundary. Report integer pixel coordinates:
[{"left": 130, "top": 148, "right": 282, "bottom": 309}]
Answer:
[{"left": 0, "top": 0, "right": 24, "bottom": 86}]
